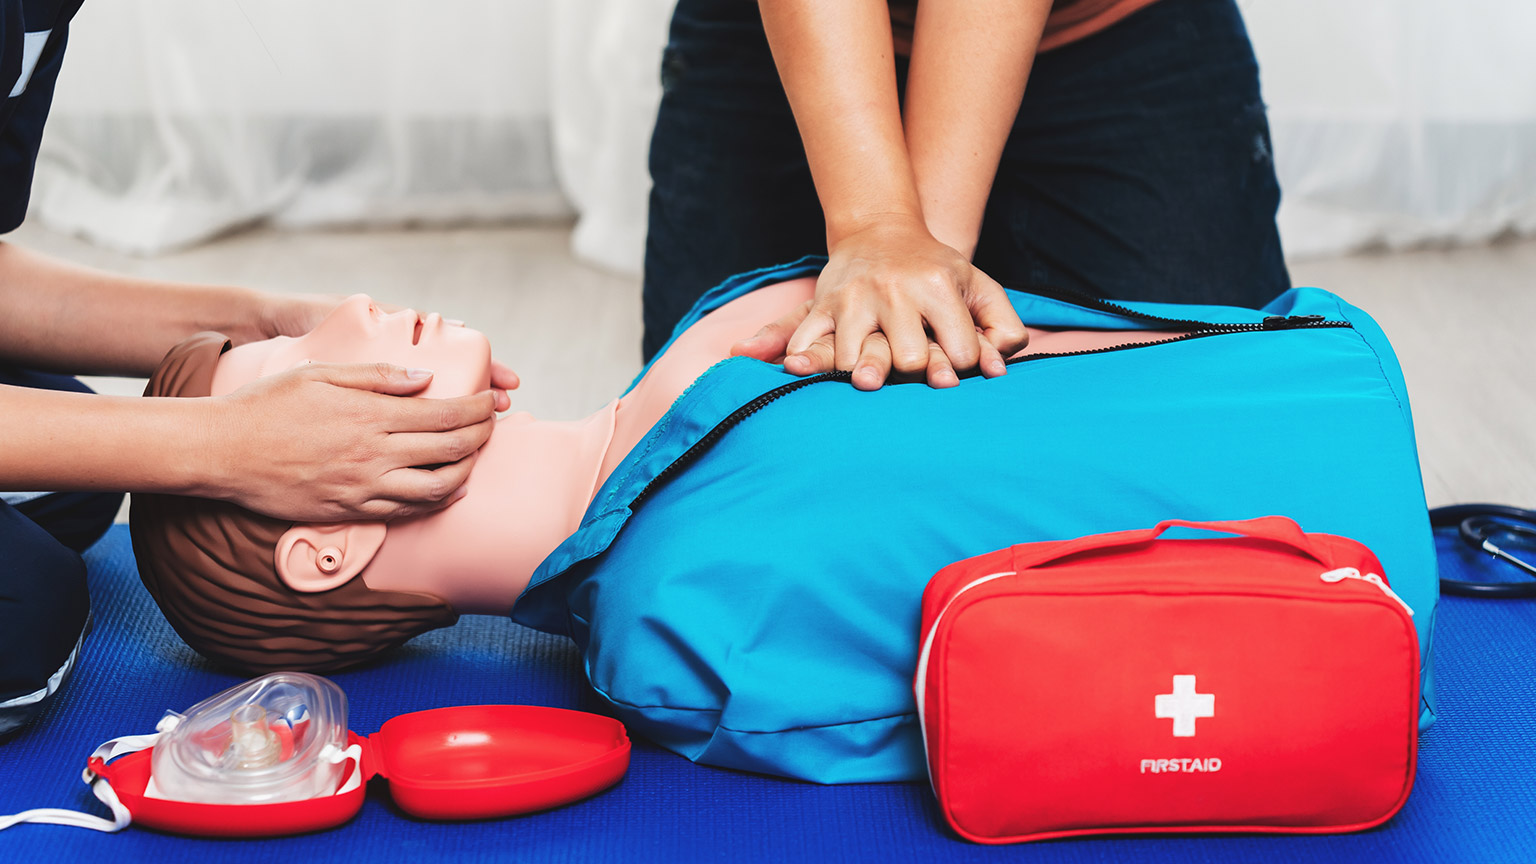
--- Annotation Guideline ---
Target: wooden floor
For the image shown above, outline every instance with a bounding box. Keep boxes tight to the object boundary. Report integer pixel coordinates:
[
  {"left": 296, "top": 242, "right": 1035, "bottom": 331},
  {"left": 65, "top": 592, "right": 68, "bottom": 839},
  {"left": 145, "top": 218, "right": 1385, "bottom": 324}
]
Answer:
[{"left": 13, "top": 220, "right": 1532, "bottom": 511}]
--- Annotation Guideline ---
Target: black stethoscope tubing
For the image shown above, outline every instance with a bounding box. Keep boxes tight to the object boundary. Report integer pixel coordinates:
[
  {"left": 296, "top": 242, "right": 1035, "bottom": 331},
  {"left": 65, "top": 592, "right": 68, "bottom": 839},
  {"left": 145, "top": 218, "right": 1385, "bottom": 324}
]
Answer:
[{"left": 1430, "top": 504, "right": 1536, "bottom": 598}]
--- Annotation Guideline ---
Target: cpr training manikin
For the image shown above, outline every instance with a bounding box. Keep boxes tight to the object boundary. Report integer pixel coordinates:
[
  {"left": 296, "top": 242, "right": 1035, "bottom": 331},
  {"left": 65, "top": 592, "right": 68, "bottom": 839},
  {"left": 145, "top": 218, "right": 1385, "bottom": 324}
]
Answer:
[{"left": 131, "top": 276, "right": 1177, "bottom": 672}]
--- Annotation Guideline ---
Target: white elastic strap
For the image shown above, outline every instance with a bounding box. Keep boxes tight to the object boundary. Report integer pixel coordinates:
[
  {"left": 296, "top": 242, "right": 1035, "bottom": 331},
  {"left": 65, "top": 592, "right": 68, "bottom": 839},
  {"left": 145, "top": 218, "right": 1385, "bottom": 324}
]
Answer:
[
  {"left": 0, "top": 778, "right": 131, "bottom": 833},
  {"left": 0, "top": 730, "right": 161, "bottom": 833},
  {"left": 87, "top": 731, "right": 164, "bottom": 766},
  {"left": 330, "top": 744, "right": 365, "bottom": 795}
]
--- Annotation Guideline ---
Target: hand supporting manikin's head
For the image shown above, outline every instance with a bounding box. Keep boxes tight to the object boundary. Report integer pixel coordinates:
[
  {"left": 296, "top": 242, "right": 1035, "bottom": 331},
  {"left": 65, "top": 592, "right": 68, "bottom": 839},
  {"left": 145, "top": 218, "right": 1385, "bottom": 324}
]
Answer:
[
  {"left": 210, "top": 295, "right": 493, "bottom": 600},
  {"left": 132, "top": 295, "right": 498, "bottom": 674}
]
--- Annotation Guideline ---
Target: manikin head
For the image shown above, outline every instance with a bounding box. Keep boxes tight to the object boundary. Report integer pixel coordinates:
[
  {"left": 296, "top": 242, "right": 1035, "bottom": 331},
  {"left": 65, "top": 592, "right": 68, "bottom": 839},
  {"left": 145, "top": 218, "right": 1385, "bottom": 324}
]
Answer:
[{"left": 132, "top": 296, "right": 493, "bottom": 673}]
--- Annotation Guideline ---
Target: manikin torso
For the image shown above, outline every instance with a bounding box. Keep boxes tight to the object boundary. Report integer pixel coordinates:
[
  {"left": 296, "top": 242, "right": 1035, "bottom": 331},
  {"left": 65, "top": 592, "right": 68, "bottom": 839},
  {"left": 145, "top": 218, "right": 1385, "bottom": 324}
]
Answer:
[{"left": 210, "top": 279, "right": 1176, "bottom": 615}]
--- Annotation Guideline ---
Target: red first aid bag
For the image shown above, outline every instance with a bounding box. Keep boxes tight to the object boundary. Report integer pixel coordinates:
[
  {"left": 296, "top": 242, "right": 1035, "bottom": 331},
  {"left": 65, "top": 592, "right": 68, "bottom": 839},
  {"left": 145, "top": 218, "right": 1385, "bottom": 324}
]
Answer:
[{"left": 915, "top": 516, "right": 1420, "bottom": 844}]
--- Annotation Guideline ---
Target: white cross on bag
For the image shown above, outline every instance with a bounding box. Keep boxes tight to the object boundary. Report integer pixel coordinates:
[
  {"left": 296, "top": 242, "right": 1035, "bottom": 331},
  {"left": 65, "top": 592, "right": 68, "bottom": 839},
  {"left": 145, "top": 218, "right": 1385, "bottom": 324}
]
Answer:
[{"left": 1154, "top": 674, "right": 1215, "bottom": 737}]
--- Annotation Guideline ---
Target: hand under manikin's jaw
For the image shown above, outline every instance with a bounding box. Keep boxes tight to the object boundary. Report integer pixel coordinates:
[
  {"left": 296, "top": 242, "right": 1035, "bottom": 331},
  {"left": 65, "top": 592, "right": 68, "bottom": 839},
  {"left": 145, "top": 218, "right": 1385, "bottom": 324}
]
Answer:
[{"left": 209, "top": 293, "right": 615, "bottom": 616}]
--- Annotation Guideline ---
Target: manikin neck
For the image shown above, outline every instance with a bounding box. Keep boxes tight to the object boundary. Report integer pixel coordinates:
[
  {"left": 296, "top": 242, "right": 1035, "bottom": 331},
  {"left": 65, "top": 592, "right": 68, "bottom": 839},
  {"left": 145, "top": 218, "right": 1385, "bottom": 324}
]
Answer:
[
  {"left": 358, "top": 402, "right": 619, "bottom": 614},
  {"left": 343, "top": 323, "right": 1190, "bottom": 615}
]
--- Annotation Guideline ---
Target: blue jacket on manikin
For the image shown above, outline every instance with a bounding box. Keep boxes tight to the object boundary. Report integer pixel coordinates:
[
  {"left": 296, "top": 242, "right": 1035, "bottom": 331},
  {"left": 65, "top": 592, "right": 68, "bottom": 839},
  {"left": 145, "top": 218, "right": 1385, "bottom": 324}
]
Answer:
[{"left": 514, "top": 258, "right": 1437, "bottom": 783}]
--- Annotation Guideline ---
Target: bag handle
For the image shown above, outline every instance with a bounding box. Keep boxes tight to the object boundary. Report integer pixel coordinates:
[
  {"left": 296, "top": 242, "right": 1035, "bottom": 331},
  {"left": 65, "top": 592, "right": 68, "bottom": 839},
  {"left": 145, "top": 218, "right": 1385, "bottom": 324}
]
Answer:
[{"left": 1010, "top": 516, "right": 1328, "bottom": 572}]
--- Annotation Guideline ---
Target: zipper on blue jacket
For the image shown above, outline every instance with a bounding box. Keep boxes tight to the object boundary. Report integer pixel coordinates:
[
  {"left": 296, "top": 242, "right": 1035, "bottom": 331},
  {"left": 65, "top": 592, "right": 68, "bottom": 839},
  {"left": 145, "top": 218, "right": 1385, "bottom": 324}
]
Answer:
[
  {"left": 631, "top": 370, "right": 851, "bottom": 507},
  {"left": 629, "top": 292, "right": 1352, "bottom": 507},
  {"left": 1002, "top": 285, "right": 1351, "bottom": 366}
]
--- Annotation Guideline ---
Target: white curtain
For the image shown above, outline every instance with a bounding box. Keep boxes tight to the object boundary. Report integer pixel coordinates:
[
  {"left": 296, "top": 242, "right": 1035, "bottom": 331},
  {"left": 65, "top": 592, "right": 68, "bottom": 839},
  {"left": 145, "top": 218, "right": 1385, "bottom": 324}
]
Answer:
[
  {"left": 31, "top": 0, "right": 1536, "bottom": 266},
  {"left": 550, "top": 0, "right": 674, "bottom": 274},
  {"left": 34, "top": 0, "right": 568, "bottom": 255},
  {"left": 1243, "top": 0, "right": 1536, "bottom": 257}
]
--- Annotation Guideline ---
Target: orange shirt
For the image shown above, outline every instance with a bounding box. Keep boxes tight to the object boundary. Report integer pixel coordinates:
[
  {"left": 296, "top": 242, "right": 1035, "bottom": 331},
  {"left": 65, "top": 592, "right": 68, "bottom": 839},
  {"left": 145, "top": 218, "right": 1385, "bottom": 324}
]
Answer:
[
  {"left": 889, "top": 0, "right": 1163, "bottom": 53},
  {"left": 1039, "top": 0, "right": 1163, "bottom": 51}
]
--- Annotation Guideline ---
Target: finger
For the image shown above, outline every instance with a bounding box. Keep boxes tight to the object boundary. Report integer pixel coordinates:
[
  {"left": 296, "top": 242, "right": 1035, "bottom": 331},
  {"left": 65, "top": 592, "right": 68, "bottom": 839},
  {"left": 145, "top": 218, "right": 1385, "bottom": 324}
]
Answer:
[
  {"left": 926, "top": 342, "right": 959, "bottom": 388},
  {"left": 923, "top": 292, "right": 982, "bottom": 373},
  {"left": 386, "top": 417, "right": 495, "bottom": 467},
  {"left": 305, "top": 362, "right": 435, "bottom": 396},
  {"left": 732, "top": 300, "right": 813, "bottom": 362},
  {"left": 976, "top": 331, "right": 1007, "bottom": 378},
  {"left": 784, "top": 308, "right": 837, "bottom": 375},
  {"left": 490, "top": 360, "right": 521, "bottom": 392},
  {"left": 784, "top": 305, "right": 836, "bottom": 357},
  {"left": 831, "top": 313, "right": 877, "bottom": 373},
  {"left": 884, "top": 308, "right": 932, "bottom": 376},
  {"left": 789, "top": 332, "right": 837, "bottom": 376},
  {"left": 384, "top": 389, "right": 498, "bottom": 433},
  {"left": 490, "top": 361, "right": 520, "bottom": 410},
  {"left": 358, "top": 484, "right": 471, "bottom": 521},
  {"left": 852, "top": 332, "right": 892, "bottom": 391},
  {"left": 376, "top": 452, "right": 479, "bottom": 506},
  {"left": 965, "top": 268, "right": 1029, "bottom": 358}
]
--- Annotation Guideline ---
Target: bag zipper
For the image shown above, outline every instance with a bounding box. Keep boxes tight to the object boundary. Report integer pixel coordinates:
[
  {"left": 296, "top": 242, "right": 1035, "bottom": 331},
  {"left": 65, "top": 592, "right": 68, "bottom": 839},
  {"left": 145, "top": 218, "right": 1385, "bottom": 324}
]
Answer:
[
  {"left": 631, "top": 295, "right": 1352, "bottom": 508},
  {"left": 1320, "top": 567, "right": 1414, "bottom": 616}
]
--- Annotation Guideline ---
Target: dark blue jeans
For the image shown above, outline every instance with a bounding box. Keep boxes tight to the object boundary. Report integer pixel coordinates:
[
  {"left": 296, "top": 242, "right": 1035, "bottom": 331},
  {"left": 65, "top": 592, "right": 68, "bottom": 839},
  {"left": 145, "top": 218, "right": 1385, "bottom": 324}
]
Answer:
[
  {"left": 0, "top": 367, "right": 120, "bottom": 738},
  {"left": 642, "top": 0, "right": 1290, "bottom": 359}
]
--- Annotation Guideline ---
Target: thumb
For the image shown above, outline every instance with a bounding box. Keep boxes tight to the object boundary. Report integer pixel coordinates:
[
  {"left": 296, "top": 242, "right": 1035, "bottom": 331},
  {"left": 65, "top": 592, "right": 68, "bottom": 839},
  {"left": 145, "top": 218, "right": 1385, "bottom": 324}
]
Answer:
[
  {"left": 732, "top": 299, "right": 813, "bottom": 362},
  {"left": 964, "top": 269, "right": 1029, "bottom": 357},
  {"left": 490, "top": 360, "right": 521, "bottom": 392},
  {"left": 303, "top": 361, "right": 436, "bottom": 396}
]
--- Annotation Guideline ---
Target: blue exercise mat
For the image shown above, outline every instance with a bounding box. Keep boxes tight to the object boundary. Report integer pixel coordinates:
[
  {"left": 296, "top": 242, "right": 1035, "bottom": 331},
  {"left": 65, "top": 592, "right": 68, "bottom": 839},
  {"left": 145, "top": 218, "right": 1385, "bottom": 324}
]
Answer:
[{"left": 1, "top": 525, "right": 1532, "bottom": 863}]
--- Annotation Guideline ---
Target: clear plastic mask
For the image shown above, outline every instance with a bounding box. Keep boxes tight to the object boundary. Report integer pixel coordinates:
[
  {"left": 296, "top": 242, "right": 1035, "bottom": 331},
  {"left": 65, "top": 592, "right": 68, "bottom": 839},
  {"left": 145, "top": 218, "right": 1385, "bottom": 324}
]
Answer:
[{"left": 148, "top": 672, "right": 349, "bottom": 805}]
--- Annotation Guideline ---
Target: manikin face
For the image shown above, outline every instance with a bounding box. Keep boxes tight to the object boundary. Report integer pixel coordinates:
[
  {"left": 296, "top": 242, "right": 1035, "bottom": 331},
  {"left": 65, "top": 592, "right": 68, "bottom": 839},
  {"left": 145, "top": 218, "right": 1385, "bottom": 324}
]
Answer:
[
  {"left": 210, "top": 294, "right": 493, "bottom": 399},
  {"left": 208, "top": 294, "right": 495, "bottom": 597}
]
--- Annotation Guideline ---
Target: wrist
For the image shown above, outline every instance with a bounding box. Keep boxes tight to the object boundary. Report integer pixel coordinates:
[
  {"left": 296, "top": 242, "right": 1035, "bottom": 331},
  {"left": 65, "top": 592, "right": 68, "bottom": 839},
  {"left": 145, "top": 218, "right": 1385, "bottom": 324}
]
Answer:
[
  {"left": 249, "top": 289, "right": 290, "bottom": 343},
  {"left": 926, "top": 219, "right": 980, "bottom": 261},
  {"left": 183, "top": 285, "right": 272, "bottom": 346},
  {"left": 178, "top": 396, "right": 237, "bottom": 501},
  {"left": 826, "top": 208, "right": 928, "bottom": 250}
]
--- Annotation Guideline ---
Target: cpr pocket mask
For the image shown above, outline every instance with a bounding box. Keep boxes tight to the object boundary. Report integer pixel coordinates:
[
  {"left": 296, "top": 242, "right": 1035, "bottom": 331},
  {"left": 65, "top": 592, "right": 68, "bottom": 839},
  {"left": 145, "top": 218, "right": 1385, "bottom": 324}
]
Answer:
[
  {"left": 0, "top": 672, "right": 630, "bottom": 837},
  {"left": 917, "top": 516, "right": 1420, "bottom": 843}
]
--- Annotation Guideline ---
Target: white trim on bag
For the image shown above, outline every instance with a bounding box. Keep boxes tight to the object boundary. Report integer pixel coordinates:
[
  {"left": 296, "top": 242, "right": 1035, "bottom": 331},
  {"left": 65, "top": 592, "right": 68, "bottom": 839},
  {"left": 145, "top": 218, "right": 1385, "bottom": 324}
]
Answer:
[{"left": 913, "top": 570, "right": 1017, "bottom": 789}]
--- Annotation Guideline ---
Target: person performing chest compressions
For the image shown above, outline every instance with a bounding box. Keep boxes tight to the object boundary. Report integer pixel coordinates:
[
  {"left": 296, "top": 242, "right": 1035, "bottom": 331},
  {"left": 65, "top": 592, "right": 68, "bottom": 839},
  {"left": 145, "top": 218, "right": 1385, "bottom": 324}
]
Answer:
[
  {"left": 644, "top": 0, "right": 1290, "bottom": 389},
  {"left": 0, "top": 0, "right": 515, "bottom": 737}
]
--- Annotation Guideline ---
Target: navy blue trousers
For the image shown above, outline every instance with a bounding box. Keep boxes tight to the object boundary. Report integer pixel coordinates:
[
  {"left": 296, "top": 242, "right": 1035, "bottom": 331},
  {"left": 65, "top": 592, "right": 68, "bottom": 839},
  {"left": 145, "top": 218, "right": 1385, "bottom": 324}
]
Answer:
[
  {"left": 642, "top": 0, "right": 1290, "bottom": 359},
  {"left": 0, "top": 368, "right": 120, "bottom": 737}
]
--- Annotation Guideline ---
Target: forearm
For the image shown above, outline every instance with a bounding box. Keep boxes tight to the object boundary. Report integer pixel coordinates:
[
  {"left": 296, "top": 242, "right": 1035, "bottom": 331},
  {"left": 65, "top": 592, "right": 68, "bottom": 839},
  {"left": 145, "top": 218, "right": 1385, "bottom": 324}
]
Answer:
[
  {"left": 759, "top": 0, "right": 923, "bottom": 244},
  {"left": 904, "top": 0, "right": 1051, "bottom": 257},
  {"left": 0, "top": 242, "right": 271, "bottom": 376},
  {"left": 0, "top": 385, "right": 216, "bottom": 495}
]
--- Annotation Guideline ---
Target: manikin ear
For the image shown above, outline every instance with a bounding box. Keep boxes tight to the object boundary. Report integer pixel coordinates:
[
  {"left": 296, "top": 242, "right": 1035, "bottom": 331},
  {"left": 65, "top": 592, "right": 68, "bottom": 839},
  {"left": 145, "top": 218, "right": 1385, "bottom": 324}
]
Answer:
[{"left": 274, "top": 523, "right": 389, "bottom": 593}]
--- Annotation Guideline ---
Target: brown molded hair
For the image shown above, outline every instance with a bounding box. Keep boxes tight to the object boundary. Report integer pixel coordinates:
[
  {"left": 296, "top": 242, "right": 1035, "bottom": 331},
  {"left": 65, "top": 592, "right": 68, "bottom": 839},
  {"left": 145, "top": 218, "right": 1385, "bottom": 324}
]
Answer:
[{"left": 130, "top": 333, "right": 458, "bottom": 673}]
